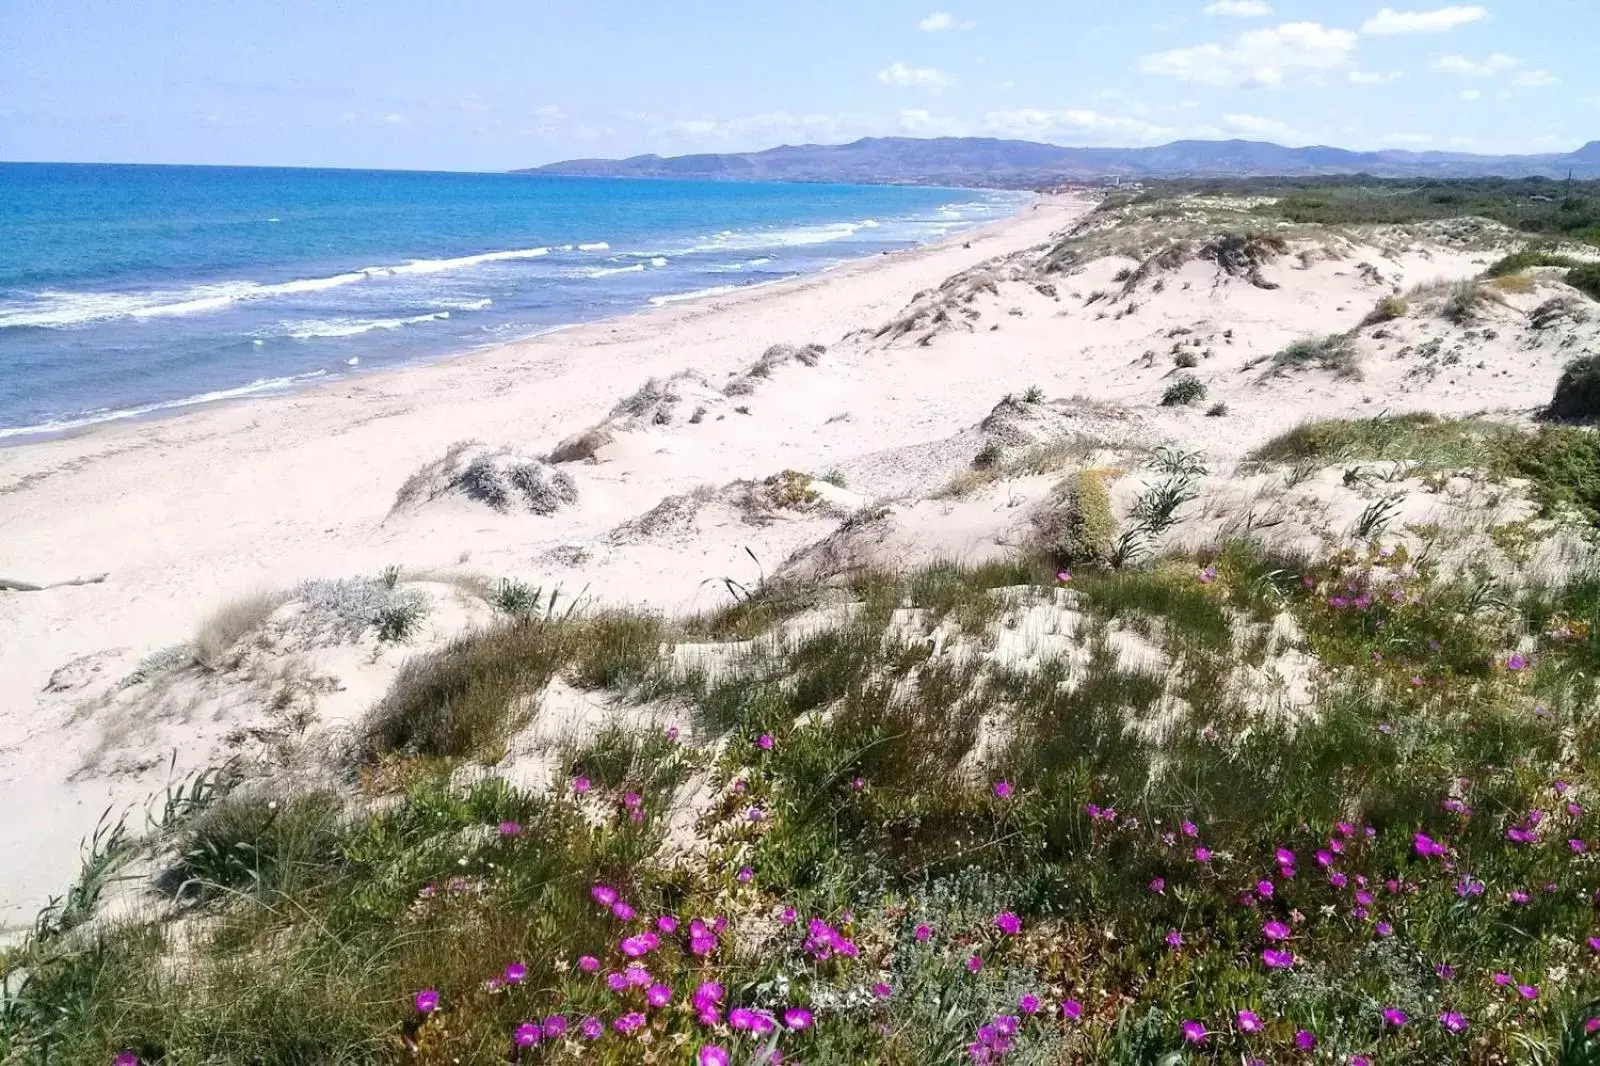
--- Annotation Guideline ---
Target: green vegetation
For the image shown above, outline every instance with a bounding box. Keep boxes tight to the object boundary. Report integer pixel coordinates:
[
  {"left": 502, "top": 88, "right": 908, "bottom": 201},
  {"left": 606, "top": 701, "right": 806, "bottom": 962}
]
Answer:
[
  {"left": 1041, "top": 469, "right": 1117, "bottom": 569},
  {"left": 1547, "top": 355, "right": 1600, "bottom": 424},
  {"left": 1266, "top": 333, "right": 1361, "bottom": 379},
  {"left": 15, "top": 534, "right": 1600, "bottom": 1065},
  {"left": 1360, "top": 294, "right": 1409, "bottom": 326},
  {"left": 1253, "top": 413, "right": 1600, "bottom": 526},
  {"left": 1485, "top": 249, "right": 1586, "bottom": 277},
  {"left": 1571, "top": 263, "right": 1600, "bottom": 302},
  {"left": 1160, "top": 375, "right": 1207, "bottom": 406}
]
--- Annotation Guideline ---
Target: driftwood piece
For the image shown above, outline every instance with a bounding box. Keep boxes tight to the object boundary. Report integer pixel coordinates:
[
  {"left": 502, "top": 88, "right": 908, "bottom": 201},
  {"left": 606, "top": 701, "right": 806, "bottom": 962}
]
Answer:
[{"left": 0, "top": 573, "right": 108, "bottom": 592}]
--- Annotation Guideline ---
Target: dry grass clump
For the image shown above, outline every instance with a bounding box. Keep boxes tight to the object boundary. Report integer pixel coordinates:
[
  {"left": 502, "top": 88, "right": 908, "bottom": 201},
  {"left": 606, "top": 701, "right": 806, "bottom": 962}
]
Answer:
[
  {"left": 546, "top": 426, "right": 614, "bottom": 464},
  {"left": 394, "top": 443, "right": 577, "bottom": 515},
  {"left": 1197, "top": 232, "right": 1287, "bottom": 289},
  {"left": 1264, "top": 333, "right": 1362, "bottom": 380},
  {"left": 354, "top": 622, "right": 575, "bottom": 763},
  {"left": 193, "top": 590, "right": 291, "bottom": 671},
  {"left": 1360, "top": 294, "right": 1409, "bottom": 327},
  {"left": 1035, "top": 469, "right": 1117, "bottom": 569}
]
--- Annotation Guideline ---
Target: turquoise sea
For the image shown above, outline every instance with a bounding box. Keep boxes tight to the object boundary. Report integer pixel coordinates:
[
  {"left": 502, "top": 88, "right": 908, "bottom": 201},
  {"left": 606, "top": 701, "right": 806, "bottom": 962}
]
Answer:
[{"left": 0, "top": 163, "right": 1025, "bottom": 439}]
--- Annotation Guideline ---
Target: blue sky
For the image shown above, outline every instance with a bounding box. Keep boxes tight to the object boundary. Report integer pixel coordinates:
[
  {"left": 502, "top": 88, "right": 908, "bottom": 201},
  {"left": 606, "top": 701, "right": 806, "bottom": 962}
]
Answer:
[{"left": 2, "top": 0, "right": 1595, "bottom": 170}]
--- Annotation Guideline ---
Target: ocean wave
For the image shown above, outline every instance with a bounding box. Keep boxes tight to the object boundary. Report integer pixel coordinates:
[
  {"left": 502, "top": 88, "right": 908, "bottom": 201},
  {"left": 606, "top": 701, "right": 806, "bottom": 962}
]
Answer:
[
  {"left": 443, "top": 297, "right": 493, "bottom": 311},
  {"left": 650, "top": 257, "right": 668, "bottom": 267},
  {"left": 647, "top": 284, "right": 744, "bottom": 307},
  {"left": 586, "top": 264, "right": 646, "bottom": 278},
  {"left": 706, "top": 256, "right": 778, "bottom": 273},
  {"left": 577, "top": 241, "right": 610, "bottom": 252},
  {"left": 0, "top": 248, "right": 548, "bottom": 329},
  {"left": 283, "top": 311, "right": 451, "bottom": 340},
  {"left": 0, "top": 371, "right": 330, "bottom": 441}
]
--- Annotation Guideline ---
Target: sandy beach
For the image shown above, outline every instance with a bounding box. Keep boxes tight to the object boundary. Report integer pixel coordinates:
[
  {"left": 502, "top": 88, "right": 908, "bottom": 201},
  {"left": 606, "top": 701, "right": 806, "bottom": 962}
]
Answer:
[{"left": 2, "top": 187, "right": 1591, "bottom": 932}]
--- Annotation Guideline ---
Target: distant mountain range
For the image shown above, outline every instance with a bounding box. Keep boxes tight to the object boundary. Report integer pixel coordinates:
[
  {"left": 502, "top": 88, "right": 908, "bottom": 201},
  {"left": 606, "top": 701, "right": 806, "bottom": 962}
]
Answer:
[{"left": 519, "top": 137, "right": 1600, "bottom": 187}]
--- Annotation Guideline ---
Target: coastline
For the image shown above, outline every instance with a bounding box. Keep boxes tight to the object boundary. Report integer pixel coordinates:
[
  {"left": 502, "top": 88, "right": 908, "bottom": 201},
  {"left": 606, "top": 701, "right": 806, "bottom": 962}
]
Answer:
[
  {"left": 0, "top": 191, "right": 1084, "bottom": 927},
  {"left": 0, "top": 180, "right": 1034, "bottom": 447}
]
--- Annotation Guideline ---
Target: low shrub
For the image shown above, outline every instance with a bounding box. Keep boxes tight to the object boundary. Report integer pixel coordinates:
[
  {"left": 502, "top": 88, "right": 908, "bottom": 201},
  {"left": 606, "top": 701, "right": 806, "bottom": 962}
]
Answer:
[
  {"left": 1360, "top": 294, "right": 1408, "bottom": 326},
  {"left": 1545, "top": 354, "right": 1600, "bottom": 423},
  {"left": 1039, "top": 469, "right": 1117, "bottom": 569},
  {"left": 1160, "top": 375, "right": 1207, "bottom": 406},
  {"left": 1268, "top": 333, "right": 1361, "bottom": 379},
  {"left": 1569, "top": 262, "right": 1600, "bottom": 301}
]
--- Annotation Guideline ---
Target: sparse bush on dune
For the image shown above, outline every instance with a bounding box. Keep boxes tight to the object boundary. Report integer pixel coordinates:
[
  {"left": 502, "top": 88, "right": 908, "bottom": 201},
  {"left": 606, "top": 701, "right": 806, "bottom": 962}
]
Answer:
[
  {"left": 1544, "top": 353, "right": 1600, "bottom": 423},
  {"left": 1266, "top": 333, "right": 1362, "bottom": 380},
  {"left": 1160, "top": 374, "right": 1207, "bottom": 406},
  {"left": 194, "top": 591, "right": 291, "bottom": 671},
  {"left": 1037, "top": 469, "right": 1116, "bottom": 569},
  {"left": 1197, "top": 231, "right": 1287, "bottom": 289},
  {"left": 395, "top": 442, "right": 578, "bottom": 514},
  {"left": 1360, "top": 294, "right": 1408, "bottom": 327},
  {"left": 547, "top": 425, "right": 614, "bottom": 464},
  {"left": 1570, "top": 262, "right": 1600, "bottom": 302},
  {"left": 1485, "top": 248, "right": 1584, "bottom": 278}
]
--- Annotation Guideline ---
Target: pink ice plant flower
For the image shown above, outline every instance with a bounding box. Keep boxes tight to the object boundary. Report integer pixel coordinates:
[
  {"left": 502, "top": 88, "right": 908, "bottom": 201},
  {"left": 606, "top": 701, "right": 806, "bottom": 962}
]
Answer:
[
  {"left": 1237, "top": 1009, "right": 1264, "bottom": 1033},
  {"left": 414, "top": 989, "right": 439, "bottom": 1014},
  {"left": 513, "top": 1022, "right": 540, "bottom": 1048},
  {"left": 1063, "top": 999, "right": 1083, "bottom": 1021},
  {"left": 699, "top": 1047, "right": 731, "bottom": 1066},
  {"left": 994, "top": 911, "right": 1022, "bottom": 935},
  {"left": 1181, "top": 1020, "right": 1207, "bottom": 1044},
  {"left": 1440, "top": 1011, "right": 1470, "bottom": 1034},
  {"left": 993, "top": 780, "right": 1013, "bottom": 799}
]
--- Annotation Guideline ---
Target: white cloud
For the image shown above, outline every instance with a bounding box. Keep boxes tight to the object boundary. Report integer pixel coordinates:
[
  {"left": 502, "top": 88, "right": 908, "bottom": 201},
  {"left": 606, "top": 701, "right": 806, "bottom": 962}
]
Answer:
[
  {"left": 918, "top": 11, "right": 976, "bottom": 31},
  {"left": 897, "top": 109, "right": 968, "bottom": 136},
  {"left": 647, "top": 111, "right": 872, "bottom": 147},
  {"left": 982, "top": 107, "right": 1174, "bottom": 144},
  {"left": 1348, "top": 69, "right": 1404, "bottom": 83},
  {"left": 1222, "top": 112, "right": 1299, "bottom": 139},
  {"left": 1461, "top": 89, "right": 1482, "bottom": 100},
  {"left": 1361, "top": 6, "right": 1488, "bottom": 35},
  {"left": 1204, "top": 0, "right": 1273, "bottom": 15},
  {"left": 1381, "top": 132, "right": 1436, "bottom": 147},
  {"left": 382, "top": 113, "right": 406, "bottom": 125},
  {"left": 1431, "top": 53, "right": 1518, "bottom": 77},
  {"left": 877, "top": 61, "right": 956, "bottom": 90},
  {"left": 1448, "top": 136, "right": 1479, "bottom": 148},
  {"left": 1139, "top": 22, "right": 1358, "bottom": 88},
  {"left": 1513, "top": 69, "right": 1558, "bottom": 87}
]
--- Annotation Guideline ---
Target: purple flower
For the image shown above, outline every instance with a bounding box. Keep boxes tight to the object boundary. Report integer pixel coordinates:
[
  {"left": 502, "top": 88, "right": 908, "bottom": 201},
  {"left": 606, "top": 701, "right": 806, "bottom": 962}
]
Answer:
[
  {"left": 1063, "top": 999, "right": 1083, "bottom": 1021},
  {"left": 1384, "top": 1007, "right": 1408, "bottom": 1027},
  {"left": 1256, "top": 879, "right": 1274, "bottom": 898},
  {"left": 757, "top": 733, "right": 774, "bottom": 750},
  {"left": 1181, "top": 1020, "right": 1206, "bottom": 1044},
  {"left": 612, "top": 901, "right": 636, "bottom": 921},
  {"left": 994, "top": 912, "right": 1022, "bottom": 936},
  {"left": 113, "top": 1055, "right": 139, "bottom": 1066},
  {"left": 699, "top": 1046, "right": 731, "bottom": 1066},
  {"left": 737, "top": 866, "right": 754, "bottom": 884},
  {"left": 1518, "top": 984, "right": 1540, "bottom": 1001},
  {"left": 1263, "top": 948, "right": 1295, "bottom": 969},
  {"left": 414, "top": 989, "right": 439, "bottom": 1014},
  {"left": 572, "top": 775, "right": 591, "bottom": 793},
  {"left": 613, "top": 1011, "right": 646, "bottom": 1033},
  {"left": 784, "top": 1008, "right": 814, "bottom": 1030},
  {"left": 1435, "top": 963, "right": 1456, "bottom": 981},
  {"left": 580, "top": 1016, "right": 603, "bottom": 1040},
  {"left": 544, "top": 1016, "right": 567, "bottom": 1038},
  {"left": 1165, "top": 930, "right": 1183, "bottom": 949},
  {"left": 915, "top": 923, "right": 933, "bottom": 941},
  {"left": 504, "top": 961, "right": 527, "bottom": 984},
  {"left": 1506, "top": 654, "right": 1529, "bottom": 672},
  {"left": 657, "top": 914, "right": 679, "bottom": 933},
  {"left": 1262, "top": 920, "right": 1290, "bottom": 941},
  {"left": 1375, "top": 921, "right": 1393, "bottom": 937},
  {"left": 1193, "top": 846, "right": 1212, "bottom": 864},
  {"left": 1440, "top": 1011, "right": 1469, "bottom": 1034},
  {"left": 1019, "top": 994, "right": 1040, "bottom": 1014},
  {"left": 1238, "top": 1009, "right": 1263, "bottom": 1033},
  {"left": 498, "top": 820, "right": 521, "bottom": 836},
  {"left": 1148, "top": 877, "right": 1166, "bottom": 894},
  {"left": 993, "top": 780, "right": 1013, "bottom": 799},
  {"left": 1588, "top": 937, "right": 1600, "bottom": 952},
  {"left": 967, "top": 954, "right": 984, "bottom": 973},
  {"left": 1294, "top": 1030, "right": 1316, "bottom": 1051},
  {"left": 578, "top": 954, "right": 599, "bottom": 972},
  {"left": 591, "top": 884, "right": 618, "bottom": 907},
  {"left": 647, "top": 983, "right": 672, "bottom": 1008},
  {"left": 873, "top": 982, "right": 893, "bottom": 999},
  {"left": 514, "top": 1022, "right": 540, "bottom": 1048}
]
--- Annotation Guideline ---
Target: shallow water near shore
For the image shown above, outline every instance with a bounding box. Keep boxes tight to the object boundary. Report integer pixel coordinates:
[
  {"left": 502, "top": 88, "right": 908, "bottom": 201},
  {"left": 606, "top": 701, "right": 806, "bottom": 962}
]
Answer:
[{"left": 0, "top": 163, "right": 1024, "bottom": 439}]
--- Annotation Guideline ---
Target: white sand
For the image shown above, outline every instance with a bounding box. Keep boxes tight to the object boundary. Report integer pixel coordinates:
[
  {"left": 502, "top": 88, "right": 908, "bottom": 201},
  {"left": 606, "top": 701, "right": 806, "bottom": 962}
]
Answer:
[{"left": 2, "top": 191, "right": 1591, "bottom": 931}]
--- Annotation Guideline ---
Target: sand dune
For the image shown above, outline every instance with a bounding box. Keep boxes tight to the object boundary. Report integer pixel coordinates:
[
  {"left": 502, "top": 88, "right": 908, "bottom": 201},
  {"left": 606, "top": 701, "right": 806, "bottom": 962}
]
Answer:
[{"left": 3, "top": 189, "right": 1597, "bottom": 930}]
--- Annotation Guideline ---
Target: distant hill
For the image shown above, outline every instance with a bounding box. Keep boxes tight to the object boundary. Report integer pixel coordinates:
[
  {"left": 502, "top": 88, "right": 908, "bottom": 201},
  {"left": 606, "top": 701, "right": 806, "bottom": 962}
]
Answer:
[{"left": 518, "top": 137, "right": 1600, "bottom": 187}]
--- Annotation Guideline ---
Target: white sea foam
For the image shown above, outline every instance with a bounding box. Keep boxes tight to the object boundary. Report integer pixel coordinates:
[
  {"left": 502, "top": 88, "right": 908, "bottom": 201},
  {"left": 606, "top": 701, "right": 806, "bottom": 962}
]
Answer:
[
  {"left": 443, "top": 297, "right": 493, "bottom": 311},
  {"left": 650, "top": 257, "right": 669, "bottom": 267},
  {"left": 859, "top": 219, "right": 881, "bottom": 228},
  {"left": 0, "top": 249, "right": 546, "bottom": 329},
  {"left": 0, "top": 371, "right": 329, "bottom": 440},
  {"left": 577, "top": 241, "right": 610, "bottom": 252},
  {"left": 648, "top": 284, "right": 744, "bottom": 307},
  {"left": 586, "top": 264, "right": 647, "bottom": 278},
  {"left": 283, "top": 311, "right": 450, "bottom": 340}
]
